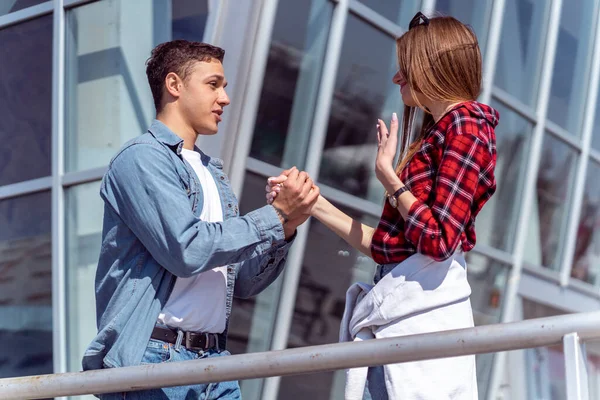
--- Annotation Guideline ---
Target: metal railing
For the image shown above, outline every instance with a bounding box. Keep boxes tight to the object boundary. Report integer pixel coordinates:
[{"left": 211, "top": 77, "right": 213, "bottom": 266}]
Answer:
[{"left": 1, "top": 311, "right": 599, "bottom": 400}]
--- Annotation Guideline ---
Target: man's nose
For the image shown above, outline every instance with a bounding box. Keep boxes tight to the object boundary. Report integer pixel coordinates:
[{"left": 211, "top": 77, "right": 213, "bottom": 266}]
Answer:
[{"left": 219, "top": 89, "right": 230, "bottom": 106}]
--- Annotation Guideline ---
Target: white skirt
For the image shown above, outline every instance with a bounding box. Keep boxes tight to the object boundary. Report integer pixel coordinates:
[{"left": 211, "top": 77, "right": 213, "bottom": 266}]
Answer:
[{"left": 340, "top": 250, "right": 478, "bottom": 400}]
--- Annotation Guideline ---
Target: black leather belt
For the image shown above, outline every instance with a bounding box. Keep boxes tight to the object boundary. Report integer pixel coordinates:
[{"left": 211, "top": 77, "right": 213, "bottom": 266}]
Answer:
[{"left": 151, "top": 326, "right": 220, "bottom": 352}]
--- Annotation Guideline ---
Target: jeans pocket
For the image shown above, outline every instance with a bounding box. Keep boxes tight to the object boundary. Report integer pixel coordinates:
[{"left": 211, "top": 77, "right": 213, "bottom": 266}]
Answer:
[{"left": 140, "top": 339, "right": 174, "bottom": 365}]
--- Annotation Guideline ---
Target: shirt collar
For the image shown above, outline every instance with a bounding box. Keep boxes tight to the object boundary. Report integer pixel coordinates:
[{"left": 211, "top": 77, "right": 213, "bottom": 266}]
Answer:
[{"left": 147, "top": 119, "right": 185, "bottom": 153}]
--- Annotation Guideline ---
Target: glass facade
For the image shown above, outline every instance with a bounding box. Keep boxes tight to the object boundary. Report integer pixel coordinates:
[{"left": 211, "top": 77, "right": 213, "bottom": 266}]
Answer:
[{"left": 2, "top": 0, "right": 600, "bottom": 399}]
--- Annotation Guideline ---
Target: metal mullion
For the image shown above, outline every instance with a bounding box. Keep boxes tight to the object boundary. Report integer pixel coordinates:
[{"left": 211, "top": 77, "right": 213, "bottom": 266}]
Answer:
[
  {"left": 545, "top": 120, "right": 584, "bottom": 152},
  {"left": 0, "top": 1, "right": 53, "bottom": 29},
  {"left": 559, "top": 2, "right": 600, "bottom": 288},
  {"left": 61, "top": 167, "right": 106, "bottom": 187},
  {"left": 487, "top": 0, "right": 564, "bottom": 398},
  {"left": 261, "top": 1, "right": 350, "bottom": 399},
  {"left": 591, "top": 148, "right": 600, "bottom": 163},
  {"left": 348, "top": 0, "right": 403, "bottom": 38},
  {"left": 420, "top": 0, "right": 436, "bottom": 15},
  {"left": 471, "top": 243, "right": 514, "bottom": 266},
  {"left": 51, "top": 0, "right": 67, "bottom": 388},
  {"left": 569, "top": 277, "right": 600, "bottom": 300},
  {"left": 63, "top": 0, "right": 98, "bottom": 9},
  {"left": 480, "top": 0, "right": 507, "bottom": 105},
  {"left": 319, "top": 185, "right": 382, "bottom": 217},
  {"left": 0, "top": 177, "right": 53, "bottom": 200},
  {"left": 491, "top": 87, "right": 538, "bottom": 123},
  {"left": 522, "top": 262, "right": 562, "bottom": 283}
]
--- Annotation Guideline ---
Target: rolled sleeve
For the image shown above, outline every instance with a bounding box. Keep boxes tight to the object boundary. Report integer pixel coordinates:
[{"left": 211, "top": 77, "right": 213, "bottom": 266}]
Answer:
[{"left": 403, "top": 123, "right": 488, "bottom": 261}]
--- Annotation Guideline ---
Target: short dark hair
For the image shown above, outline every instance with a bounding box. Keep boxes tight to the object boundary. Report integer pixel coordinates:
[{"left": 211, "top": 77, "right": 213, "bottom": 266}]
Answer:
[{"left": 146, "top": 40, "right": 225, "bottom": 112}]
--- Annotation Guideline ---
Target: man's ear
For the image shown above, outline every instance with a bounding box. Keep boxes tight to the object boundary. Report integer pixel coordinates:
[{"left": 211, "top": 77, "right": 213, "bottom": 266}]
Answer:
[{"left": 164, "top": 72, "right": 182, "bottom": 98}]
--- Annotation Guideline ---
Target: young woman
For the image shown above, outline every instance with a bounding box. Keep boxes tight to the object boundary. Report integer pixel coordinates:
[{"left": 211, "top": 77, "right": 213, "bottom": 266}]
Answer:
[{"left": 268, "top": 12, "right": 498, "bottom": 399}]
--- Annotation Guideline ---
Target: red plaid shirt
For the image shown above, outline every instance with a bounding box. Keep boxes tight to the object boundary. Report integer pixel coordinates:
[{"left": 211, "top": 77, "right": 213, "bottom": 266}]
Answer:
[{"left": 371, "top": 101, "right": 498, "bottom": 264}]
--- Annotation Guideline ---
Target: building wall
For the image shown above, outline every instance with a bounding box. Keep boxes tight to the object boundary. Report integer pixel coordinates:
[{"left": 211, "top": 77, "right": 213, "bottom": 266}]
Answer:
[{"left": 1, "top": 0, "right": 600, "bottom": 399}]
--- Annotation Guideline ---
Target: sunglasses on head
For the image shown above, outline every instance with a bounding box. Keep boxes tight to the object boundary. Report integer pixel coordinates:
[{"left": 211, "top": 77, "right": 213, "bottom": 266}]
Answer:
[{"left": 409, "top": 11, "right": 429, "bottom": 29}]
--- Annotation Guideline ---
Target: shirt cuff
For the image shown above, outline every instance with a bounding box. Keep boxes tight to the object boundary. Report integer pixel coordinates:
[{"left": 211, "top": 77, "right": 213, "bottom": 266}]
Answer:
[
  {"left": 246, "top": 205, "right": 286, "bottom": 251},
  {"left": 403, "top": 200, "right": 429, "bottom": 249}
]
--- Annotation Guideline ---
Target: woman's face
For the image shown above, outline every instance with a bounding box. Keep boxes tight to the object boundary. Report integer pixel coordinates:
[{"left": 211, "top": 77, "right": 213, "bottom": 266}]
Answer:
[{"left": 392, "top": 70, "right": 418, "bottom": 107}]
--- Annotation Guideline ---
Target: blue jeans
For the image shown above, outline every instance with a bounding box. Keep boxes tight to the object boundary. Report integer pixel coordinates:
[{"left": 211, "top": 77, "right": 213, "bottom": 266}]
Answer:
[
  {"left": 99, "top": 339, "right": 241, "bottom": 399},
  {"left": 363, "top": 365, "right": 389, "bottom": 400}
]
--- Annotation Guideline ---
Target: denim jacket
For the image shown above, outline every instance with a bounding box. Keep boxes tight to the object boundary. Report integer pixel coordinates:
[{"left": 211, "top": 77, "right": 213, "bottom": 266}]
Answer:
[{"left": 82, "top": 120, "right": 293, "bottom": 371}]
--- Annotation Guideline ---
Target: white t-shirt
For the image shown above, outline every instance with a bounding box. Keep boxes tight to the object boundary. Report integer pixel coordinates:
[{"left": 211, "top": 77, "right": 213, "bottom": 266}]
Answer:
[{"left": 157, "top": 148, "right": 227, "bottom": 333}]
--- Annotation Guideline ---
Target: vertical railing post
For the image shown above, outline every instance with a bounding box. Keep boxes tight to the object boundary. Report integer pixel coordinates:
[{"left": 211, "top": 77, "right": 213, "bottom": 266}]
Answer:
[{"left": 564, "top": 332, "right": 590, "bottom": 400}]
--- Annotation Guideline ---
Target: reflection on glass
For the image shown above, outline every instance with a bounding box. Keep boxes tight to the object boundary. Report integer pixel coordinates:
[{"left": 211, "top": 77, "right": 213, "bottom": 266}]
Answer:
[
  {"left": 65, "top": 0, "right": 209, "bottom": 172},
  {"left": 593, "top": 93, "right": 600, "bottom": 151},
  {"left": 586, "top": 340, "right": 600, "bottom": 398},
  {"left": 495, "top": 0, "right": 548, "bottom": 106},
  {"left": 465, "top": 253, "right": 509, "bottom": 397},
  {"left": 357, "top": 0, "right": 418, "bottom": 26},
  {"left": 476, "top": 101, "right": 532, "bottom": 252},
  {"left": 0, "top": 0, "right": 46, "bottom": 16},
  {"left": 546, "top": 0, "right": 596, "bottom": 133},
  {"left": 249, "top": 0, "right": 332, "bottom": 168},
  {"left": 65, "top": 181, "right": 103, "bottom": 395},
  {"left": 278, "top": 204, "right": 378, "bottom": 400},
  {"left": 319, "top": 15, "right": 401, "bottom": 203},
  {"left": 524, "top": 134, "right": 577, "bottom": 270},
  {"left": 436, "top": 0, "right": 493, "bottom": 51},
  {"left": 0, "top": 191, "right": 52, "bottom": 378},
  {"left": 0, "top": 15, "right": 52, "bottom": 186},
  {"left": 231, "top": 172, "right": 290, "bottom": 399},
  {"left": 570, "top": 161, "right": 600, "bottom": 285},
  {"left": 522, "top": 299, "right": 567, "bottom": 400}
]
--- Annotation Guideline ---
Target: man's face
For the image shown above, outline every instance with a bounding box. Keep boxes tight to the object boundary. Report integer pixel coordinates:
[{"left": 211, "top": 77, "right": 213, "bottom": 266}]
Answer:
[{"left": 179, "top": 59, "right": 230, "bottom": 135}]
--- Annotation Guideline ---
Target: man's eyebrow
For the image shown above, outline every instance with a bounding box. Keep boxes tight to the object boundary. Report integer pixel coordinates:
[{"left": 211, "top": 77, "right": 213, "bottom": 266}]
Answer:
[{"left": 206, "top": 74, "right": 225, "bottom": 81}]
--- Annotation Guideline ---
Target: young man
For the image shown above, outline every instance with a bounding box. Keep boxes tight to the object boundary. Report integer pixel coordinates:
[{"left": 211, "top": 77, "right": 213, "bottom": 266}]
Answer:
[{"left": 82, "top": 40, "right": 318, "bottom": 399}]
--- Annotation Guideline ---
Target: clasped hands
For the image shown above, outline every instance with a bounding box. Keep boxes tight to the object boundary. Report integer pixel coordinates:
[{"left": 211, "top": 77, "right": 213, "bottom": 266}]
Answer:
[{"left": 265, "top": 167, "right": 319, "bottom": 238}]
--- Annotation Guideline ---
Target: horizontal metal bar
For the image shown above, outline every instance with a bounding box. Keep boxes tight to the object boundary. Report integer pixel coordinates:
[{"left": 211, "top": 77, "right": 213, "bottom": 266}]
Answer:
[
  {"left": 522, "top": 261, "right": 561, "bottom": 282},
  {"left": 590, "top": 148, "right": 600, "bottom": 164},
  {"left": 64, "top": 0, "right": 98, "bottom": 9},
  {"left": 470, "top": 243, "right": 515, "bottom": 265},
  {"left": 545, "top": 120, "right": 583, "bottom": 151},
  {"left": 0, "top": 176, "right": 52, "bottom": 200},
  {"left": 0, "top": 1, "right": 53, "bottom": 29},
  {"left": 318, "top": 184, "right": 382, "bottom": 217},
  {"left": 2, "top": 312, "right": 600, "bottom": 399},
  {"left": 348, "top": 0, "right": 404, "bottom": 38},
  {"left": 490, "top": 87, "right": 538, "bottom": 123},
  {"left": 61, "top": 167, "right": 106, "bottom": 187}
]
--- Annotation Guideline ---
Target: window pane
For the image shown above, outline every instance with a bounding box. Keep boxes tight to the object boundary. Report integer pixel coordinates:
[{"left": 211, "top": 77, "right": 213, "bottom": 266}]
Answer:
[
  {"left": 524, "top": 134, "right": 578, "bottom": 270},
  {"left": 278, "top": 204, "right": 378, "bottom": 400},
  {"left": 0, "top": 15, "right": 52, "bottom": 186},
  {"left": 436, "top": 0, "right": 493, "bottom": 51},
  {"left": 495, "top": 0, "right": 549, "bottom": 106},
  {"left": 318, "top": 15, "right": 401, "bottom": 203},
  {"left": 546, "top": 0, "right": 596, "bottom": 134},
  {"left": 522, "top": 299, "right": 567, "bottom": 400},
  {"left": 476, "top": 101, "right": 532, "bottom": 252},
  {"left": 65, "top": 0, "right": 210, "bottom": 172},
  {"left": 592, "top": 90, "right": 600, "bottom": 151},
  {"left": 0, "top": 191, "right": 52, "bottom": 378},
  {"left": 356, "top": 0, "right": 418, "bottom": 26},
  {"left": 465, "top": 253, "right": 510, "bottom": 398},
  {"left": 0, "top": 0, "right": 46, "bottom": 16},
  {"left": 65, "top": 181, "right": 102, "bottom": 393},
  {"left": 249, "top": 0, "right": 332, "bottom": 168},
  {"left": 231, "top": 171, "right": 295, "bottom": 399},
  {"left": 570, "top": 160, "right": 600, "bottom": 285}
]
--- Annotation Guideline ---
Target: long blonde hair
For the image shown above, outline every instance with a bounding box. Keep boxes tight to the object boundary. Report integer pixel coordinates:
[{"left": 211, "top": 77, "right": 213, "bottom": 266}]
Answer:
[{"left": 394, "top": 15, "right": 482, "bottom": 174}]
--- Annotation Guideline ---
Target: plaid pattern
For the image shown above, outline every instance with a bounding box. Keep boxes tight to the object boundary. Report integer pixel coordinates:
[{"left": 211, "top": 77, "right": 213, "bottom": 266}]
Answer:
[{"left": 371, "top": 101, "right": 499, "bottom": 264}]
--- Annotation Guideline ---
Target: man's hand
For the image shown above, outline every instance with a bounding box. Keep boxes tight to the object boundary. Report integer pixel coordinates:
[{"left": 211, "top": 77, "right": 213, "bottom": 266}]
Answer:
[{"left": 268, "top": 168, "right": 319, "bottom": 238}]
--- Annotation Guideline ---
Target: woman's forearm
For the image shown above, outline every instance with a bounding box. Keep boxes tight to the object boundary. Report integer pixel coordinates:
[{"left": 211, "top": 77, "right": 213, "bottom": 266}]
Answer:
[{"left": 311, "top": 195, "right": 375, "bottom": 257}]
